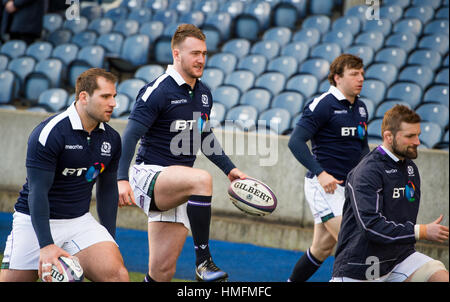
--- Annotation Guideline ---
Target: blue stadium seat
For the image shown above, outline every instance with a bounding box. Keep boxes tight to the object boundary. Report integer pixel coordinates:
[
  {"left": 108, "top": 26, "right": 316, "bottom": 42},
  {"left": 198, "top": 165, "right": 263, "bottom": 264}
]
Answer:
[
  {"left": 113, "top": 19, "right": 140, "bottom": 37},
  {"left": 423, "top": 85, "right": 449, "bottom": 107},
  {"left": 117, "top": 78, "right": 146, "bottom": 102},
  {"left": 71, "top": 30, "right": 98, "bottom": 48},
  {"left": 139, "top": 21, "right": 164, "bottom": 43},
  {"left": 239, "top": 88, "right": 272, "bottom": 113},
  {"left": 145, "top": 0, "right": 169, "bottom": 11},
  {"left": 385, "top": 32, "right": 417, "bottom": 54},
  {"left": 194, "top": 0, "right": 219, "bottom": 15},
  {"left": 8, "top": 56, "right": 36, "bottom": 96},
  {"left": 219, "top": 0, "right": 244, "bottom": 19},
  {"left": 309, "top": 0, "right": 334, "bottom": 15},
  {"left": 0, "top": 54, "right": 8, "bottom": 71},
  {"left": 412, "top": 0, "right": 440, "bottom": 9},
  {"left": 210, "top": 102, "right": 226, "bottom": 125},
  {"left": 362, "top": 19, "right": 392, "bottom": 37},
  {"left": 393, "top": 18, "right": 423, "bottom": 36},
  {"left": 310, "top": 42, "right": 341, "bottom": 63},
  {"left": 380, "top": 5, "right": 403, "bottom": 24},
  {"left": 152, "top": 9, "right": 179, "bottom": 26},
  {"left": 365, "top": 63, "right": 398, "bottom": 87},
  {"left": 444, "top": 54, "right": 449, "bottom": 67},
  {"left": 212, "top": 85, "right": 240, "bottom": 110},
  {"left": 204, "top": 11, "right": 232, "bottom": 41},
  {"left": 128, "top": 7, "right": 152, "bottom": 24},
  {"left": 302, "top": 15, "right": 331, "bottom": 35},
  {"left": 259, "top": 108, "right": 291, "bottom": 134},
  {"left": 254, "top": 72, "right": 286, "bottom": 96},
  {"left": 398, "top": 65, "right": 434, "bottom": 90},
  {"left": 37, "top": 88, "right": 68, "bottom": 112},
  {"left": 291, "top": 112, "right": 303, "bottom": 129},
  {"left": 318, "top": 79, "right": 330, "bottom": 93},
  {"left": 51, "top": 43, "right": 79, "bottom": 67},
  {"left": 435, "top": 7, "right": 449, "bottom": 19},
  {"left": 299, "top": 58, "right": 330, "bottom": 81},
  {"left": 262, "top": 27, "right": 292, "bottom": 47},
  {"left": 179, "top": 11, "right": 205, "bottom": 28},
  {"left": 267, "top": 56, "right": 298, "bottom": 78},
  {"left": 162, "top": 23, "right": 179, "bottom": 39},
  {"left": 26, "top": 106, "right": 49, "bottom": 113},
  {"left": 31, "top": 58, "right": 64, "bottom": 88},
  {"left": 134, "top": 64, "right": 164, "bottom": 83},
  {"left": 346, "top": 45, "right": 374, "bottom": 66},
  {"left": 443, "top": 130, "right": 449, "bottom": 144},
  {"left": 237, "top": 54, "right": 267, "bottom": 77},
  {"left": 0, "top": 70, "right": 15, "bottom": 104},
  {"left": 47, "top": 29, "right": 73, "bottom": 47},
  {"left": 345, "top": 5, "right": 369, "bottom": 24},
  {"left": 383, "top": 0, "right": 410, "bottom": 9},
  {"left": 244, "top": 1, "right": 271, "bottom": 31},
  {"left": 408, "top": 49, "right": 442, "bottom": 71},
  {"left": 281, "top": 41, "right": 309, "bottom": 64},
  {"left": 104, "top": 6, "right": 128, "bottom": 22},
  {"left": 169, "top": 0, "right": 193, "bottom": 15},
  {"left": 375, "top": 100, "right": 411, "bottom": 119},
  {"left": 435, "top": 69, "right": 449, "bottom": 85},
  {"left": 250, "top": 40, "right": 280, "bottom": 61},
  {"left": 234, "top": 14, "right": 261, "bottom": 42},
  {"left": 112, "top": 93, "right": 130, "bottom": 118},
  {"left": 292, "top": 28, "right": 321, "bottom": 48},
  {"left": 221, "top": 39, "right": 251, "bottom": 59},
  {"left": 63, "top": 16, "right": 88, "bottom": 35},
  {"left": 201, "top": 68, "right": 224, "bottom": 91},
  {"left": 404, "top": 6, "right": 434, "bottom": 25},
  {"left": 271, "top": 91, "right": 304, "bottom": 114},
  {"left": 332, "top": 16, "right": 360, "bottom": 36},
  {"left": 418, "top": 34, "right": 449, "bottom": 55},
  {"left": 43, "top": 13, "right": 64, "bottom": 34},
  {"left": 87, "top": 18, "right": 114, "bottom": 35},
  {"left": 416, "top": 103, "right": 449, "bottom": 129},
  {"left": 0, "top": 40, "right": 26, "bottom": 59},
  {"left": 367, "top": 118, "right": 383, "bottom": 138},
  {"left": 360, "top": 79, "right": 386, "bottom": 107},
  {"left": 285, "top": 74, "right": 318, "bottom": 98},
  {"left": 386, "top": 82, "right": 423, "bottom": 109},
  {"left": 207, "top": 52, "right": 237, "bottom": 76},
  {"left": 424, "top": 19, "right": 449, "bottom": 36},
  {"left": 272, "top": 2, "right": 300, "bottom": 28},
  {"left": 420, "top": 122, "right": 443, "bottom": 148},
  {"left": 374, "top": 47, "right": 407, "bottom": 69},
  {"left": 153, "top": 37, "right": 173, "bottom": 64},
  {"left": 77, "top": 45, "right": 105, "bottom": 68},
  {"left": 120, "top": 34, "right": 149, "bottom": 66},
  {"left": 24, "top": 73, "right": 51, "bottom": 103},
  {"left": 225, "top": 105, "right": 259, "bottom": 130},
  {"left": 97, "top": 33, "right": 124, "bottom": 56},
  {"left": 202, "top": 26, "right": 221, "bottom": 52},
  {"left": 26, "top": 41, "right": 53, "bottom": 62},
  {"left": 354, "top": 31, "right": 384, "bottom": 52},
  {"left": 224, "top": 70, "right": 255, "bottom": 93},
  {"left": 322, "top": 29, "right": 353, "bottom": 50},
  {"left": 360, "top": 97, "right": 375, "bottom": 121},
  {"left": 81, "top": 4, "right": 103, "bottom": 20}
]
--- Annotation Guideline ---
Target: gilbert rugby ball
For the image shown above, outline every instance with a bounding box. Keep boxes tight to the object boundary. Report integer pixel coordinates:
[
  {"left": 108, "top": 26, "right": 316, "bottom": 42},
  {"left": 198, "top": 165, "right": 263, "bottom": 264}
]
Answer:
[
  {"left": 228, "top": 177, "right": 277, "bottom": 216},
  {"left": 49, "top": 256, "right": 84, "bottom": 282}
]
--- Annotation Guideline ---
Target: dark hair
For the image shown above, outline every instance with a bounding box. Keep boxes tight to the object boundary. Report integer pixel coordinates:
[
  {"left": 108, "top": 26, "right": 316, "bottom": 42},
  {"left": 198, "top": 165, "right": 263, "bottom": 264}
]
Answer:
[
  {"left": 328, "top": 54, "right": 364, "bottom": 86},
  {"left": 75, "top": 68, "right": 117, "bottom": 102},
  {"left": 171, "top": 23, "right": 206, "bottom": 49},
  {"left": 381, "top": 104, "right": 421, "bottom": 138}
]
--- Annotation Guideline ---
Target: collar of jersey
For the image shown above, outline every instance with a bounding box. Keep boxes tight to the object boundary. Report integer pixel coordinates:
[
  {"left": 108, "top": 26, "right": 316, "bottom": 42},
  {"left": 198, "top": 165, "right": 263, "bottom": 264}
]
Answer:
[
  {"left": 67, "top": 102, "right": 105, "bottom": 131},
  {"left": 166, "top": 65, "right": 187, "bottom": 86},
  {"left": 328, "top": 85, "right": 360, "bottom": 102},
  {"left": 378, "top": 144, "right": 400, "bottom": 162}
]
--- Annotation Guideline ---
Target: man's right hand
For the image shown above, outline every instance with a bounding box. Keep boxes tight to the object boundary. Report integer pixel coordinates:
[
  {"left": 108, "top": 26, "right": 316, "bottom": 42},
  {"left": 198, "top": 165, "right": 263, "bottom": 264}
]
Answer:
[
  {"left": 317, "top": 171, "right": 344, "bottom": 194},
  {"left": 39, "top": 244, "right": 71, "bottom": 282},
  {"left": 118, "top": 180, "right": 135, "bottom": 207},
  {"left": 424, "top": 215, "right": 449, "bottom": 243}
]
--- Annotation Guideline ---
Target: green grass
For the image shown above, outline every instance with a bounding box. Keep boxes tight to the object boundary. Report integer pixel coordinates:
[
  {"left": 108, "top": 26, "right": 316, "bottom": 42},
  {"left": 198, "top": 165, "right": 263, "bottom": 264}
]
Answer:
[{"left": 0, "top": 254, "right": 188, "bottom": 282}]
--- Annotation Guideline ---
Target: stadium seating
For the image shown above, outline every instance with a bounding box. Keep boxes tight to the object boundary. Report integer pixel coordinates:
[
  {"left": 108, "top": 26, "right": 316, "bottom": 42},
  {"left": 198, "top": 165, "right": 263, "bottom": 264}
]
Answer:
[
  {"left": 404, "top": 6, "right": 434, "bottom": 25},
  {"left": 262, "top": 27, "right": 292, "bottom": 47},
  {"left": 346, "top": 45, "right": 374, "bottom": 66},
  {"left": 435, "top": 68, "right": 449, "bottom": 85},
  {"left": 207, "top": 52, "right": 237, "bottom": 75},
  {"left": 310, "top": 42, "right": 342, "bottom": 63},
  {"left": 322, "top": 29, "right": 353, "bottom": 50},
  {"left": 281, "top": 41, "right": 309, "bottom": 64},
  {"left": 420, "top": 121, "right": 443, "bottom": 148},
  {"left": 0, "top": 70, "right": 15, "bottom": 104},
  {"left": 37, "top": 88, "right": 68, "bottom": 112},
  {"left": 112, "top": 93, "right": 131, "bottom": 118},
  {"left": 408, "top": 49, "right": 442, "bottom": 71},
  {"left": 221, "top": 38, "right": 251, "bottom": 59},
  {"left": 385, "top": 32, "right": 417, "bottom": 54},
  {"left": 267, "top": 56, "right": 298, "bottom": 78},
  {"left": 302, "top": 15, "right": 331, "bottom": 35},
  {"left": 398, "top": 65, "right": 434, "bottom": 90},
  {"left": 285, "top": 74, "right": 318, "bottom": 98},
  {"left": 47, "top": 29, "right": 73, "bottom": 47},
  {"left": 239, "top": 88, "right": 272, "bottom": 113},
  {"left": 250, "top": 40, "right": 280, "bottom": 61},
  {"left": 271, "top": 91, "right": 304, "bottom": 114},
  {"left": 331, "top": 16, "right": 361, "bottom": 36},
  {"left": 26, "top": 41, "right": 53, "bottom": 62},
  {"left": 201, "top": 68, "right": 224, "bottom": 91},
  {"left": 362, "top": 19, "right": 392, "bottom": 36},
  {"left": 237, "top": 54, "right": 267, "bottom": 77},
  {"left": 139, "top": 21, "right": 164, "bottom": 42},
  {"left": 97, "top": 33, "right": 124, "bottom": 56},
  {"left": 210, "top": 102, "right": 226, "bottom": 125},
  {"left": 117, "top": 78, "right": 146, "bottom": 102},
  {"left": 8, "top": 56, "right": 36, "bottom": 96},
  {"left": 226, "top": 105, "right": 259, "bottom": 130},
  {"left": 375, "top": 100, "right": 411, "bottom": 119},
  {"left": 51, "top": 43, "right": 79, "bottom": 67},
  {"left": 0, "top": 40, "right": 27, "bottom": 59},
  {"left": 423, "top": 85, "right": 449, "bottom": 107},
  {"left": 365, "top": 63, "right": 398, "bottom": 87},
  {"left": 254, "top": 72, "right": 286, "bottom": 96},
  {"left": 298, "top": 58, "right": 330, "bottom": 81},
  {"left": 135, "top": 64, "right": 165, "bottom": 83},
  {"left": 360, "top": 79, "right": 386, "bottom": 107},
  {"left": 71, "top": 30, "right": 98, "bottom": 48},
  {"left": 374, "top": 47, "right": 407, "bottom": 68},
  {"left": 0, "top": 54, "right": 8, "bottom": 71},
  {"left": 87, "top": 18, "right": 114, "bottom": 35},
  {"left": 259, "top": 108, "right": 292, "bottom": 135},
  {"left": 292, "top": 28, "right": 321, "bottom": 48},
  {"left": 212, "top": 85, "right": 240, "bottom": 110},
  {"left": 416, "top": 103, "right": 449, "bottom": 129},
  {"left": 386, "top": 82, "right": 423, "bottom": 109},
  {"left": 354, "top": 31, "right": 384, "bottom": 52},
  {"left": 367, "top": 118, "right": 383, "bottom": 138},
  {"left": 224, "top": 70, "right": 255, "bottom": 93},
  {"left": 43, "top": 13, "right": 64, "bottom": 35},
  {"left": 63, "top": 16, "right": 89, "bottom": 35}
]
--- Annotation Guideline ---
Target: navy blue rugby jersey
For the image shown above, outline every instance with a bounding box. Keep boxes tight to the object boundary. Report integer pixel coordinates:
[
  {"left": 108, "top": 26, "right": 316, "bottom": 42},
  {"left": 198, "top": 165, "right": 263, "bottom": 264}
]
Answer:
[
  {"left": 15, "top": 103, "right": 121, "bottom": 219},
  {"left": 297, "top": 86, "right": 369, "bottom": 181},
  {"left": 129, "top": 65, "right": 213, "bottom": 167}
]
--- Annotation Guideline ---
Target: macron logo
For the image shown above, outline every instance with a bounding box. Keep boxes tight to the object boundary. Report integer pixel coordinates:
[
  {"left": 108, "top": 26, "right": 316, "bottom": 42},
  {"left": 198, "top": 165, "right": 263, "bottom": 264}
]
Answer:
[{"left": 65, "top": 144, "right": 83, "bottom": 150}]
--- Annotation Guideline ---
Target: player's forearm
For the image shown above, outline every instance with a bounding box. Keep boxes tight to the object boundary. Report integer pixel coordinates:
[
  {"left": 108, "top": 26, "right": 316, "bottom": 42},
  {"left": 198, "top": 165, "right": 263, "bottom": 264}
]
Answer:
[
  {"left": 27, "top": 167, "right": 55, "bottom": 248},
  {"left": 288, "top": 125, "right": 324, "bottom": 176},
  {"left": 117, "top": 119, "right": 149, "bottom": 180},
  {"left": 201, "top": 130, "right": 236, "bottom": 175},
  {"left": 96, "top": 172, "right": 119, "bottom": 239}
]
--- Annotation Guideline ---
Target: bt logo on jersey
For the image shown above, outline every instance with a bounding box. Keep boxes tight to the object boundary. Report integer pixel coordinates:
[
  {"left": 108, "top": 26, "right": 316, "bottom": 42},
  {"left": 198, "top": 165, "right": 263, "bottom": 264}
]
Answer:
[
  {"left": 174, "top": 120, "right": 196, "bottom": 131},
  {"left": 62, "top": 167, "right": 86, "bottom": 176},
  {"left": 62, "top": 162, "right": 105, "bottom": 182},
  {"left": 341, "top": 127, "right": 357, "bottom": 136},
  {"left": 392, "top": 181, "right": 416, "bottom": 201}
]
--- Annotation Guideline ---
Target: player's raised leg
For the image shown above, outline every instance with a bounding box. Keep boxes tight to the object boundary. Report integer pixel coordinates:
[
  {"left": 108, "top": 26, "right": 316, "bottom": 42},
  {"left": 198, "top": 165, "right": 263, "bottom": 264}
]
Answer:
[
  {"left": 0, "top": 269, "right": 38, "bottom": 282},
  {"left": 74, "top": 242, "right": 129, "bottom": 282}
]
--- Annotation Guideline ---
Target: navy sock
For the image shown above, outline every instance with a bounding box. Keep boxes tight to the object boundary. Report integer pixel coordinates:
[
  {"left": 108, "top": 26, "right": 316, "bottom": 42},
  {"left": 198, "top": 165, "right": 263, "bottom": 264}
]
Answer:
[
  {"left": 143, "top": 273, "right": 156, "bottom": 282},
  {"left": 186, "top": 195, "right": 212, "bottom": 266},
  {"left": 288, "top": 248, "right": 323, "bottom": 282}
]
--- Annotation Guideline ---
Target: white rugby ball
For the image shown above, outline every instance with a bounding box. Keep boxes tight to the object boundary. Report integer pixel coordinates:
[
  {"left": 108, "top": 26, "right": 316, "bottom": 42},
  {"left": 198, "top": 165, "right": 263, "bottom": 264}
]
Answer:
[
  {"left": 49, "top": 256, "right": 84, "bottom": 282},
  {"left": 228, "top": 177, "right": 277, "bottom": 216}
]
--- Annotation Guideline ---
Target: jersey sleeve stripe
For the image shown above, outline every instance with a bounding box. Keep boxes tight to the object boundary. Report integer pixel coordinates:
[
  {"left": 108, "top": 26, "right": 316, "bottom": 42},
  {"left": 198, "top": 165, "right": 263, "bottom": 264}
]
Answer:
[
  {"left": 38, "top": 112, "right": 69, "bottom": 146},
  {"left": 141, "top": 74, "right": 169, "bottom": 102}
]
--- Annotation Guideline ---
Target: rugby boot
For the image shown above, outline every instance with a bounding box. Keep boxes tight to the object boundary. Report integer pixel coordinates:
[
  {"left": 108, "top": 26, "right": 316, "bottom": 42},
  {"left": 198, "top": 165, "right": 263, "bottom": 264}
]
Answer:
[{"left": 195, "top": 257, "right": 228, "bottom": 282}]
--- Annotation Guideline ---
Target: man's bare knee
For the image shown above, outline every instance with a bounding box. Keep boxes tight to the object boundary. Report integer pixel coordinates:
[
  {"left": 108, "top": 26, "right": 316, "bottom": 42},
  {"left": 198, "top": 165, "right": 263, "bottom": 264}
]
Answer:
[{"left": 190, "top": 169, "right": 212, "bottom": 196}]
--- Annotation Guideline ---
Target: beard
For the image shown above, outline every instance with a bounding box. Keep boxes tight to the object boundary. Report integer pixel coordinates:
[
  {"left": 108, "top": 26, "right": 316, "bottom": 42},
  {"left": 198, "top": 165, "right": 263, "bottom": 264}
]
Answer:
[{"left": 392, "top": 139, "right": 418, "bottom": 159}]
